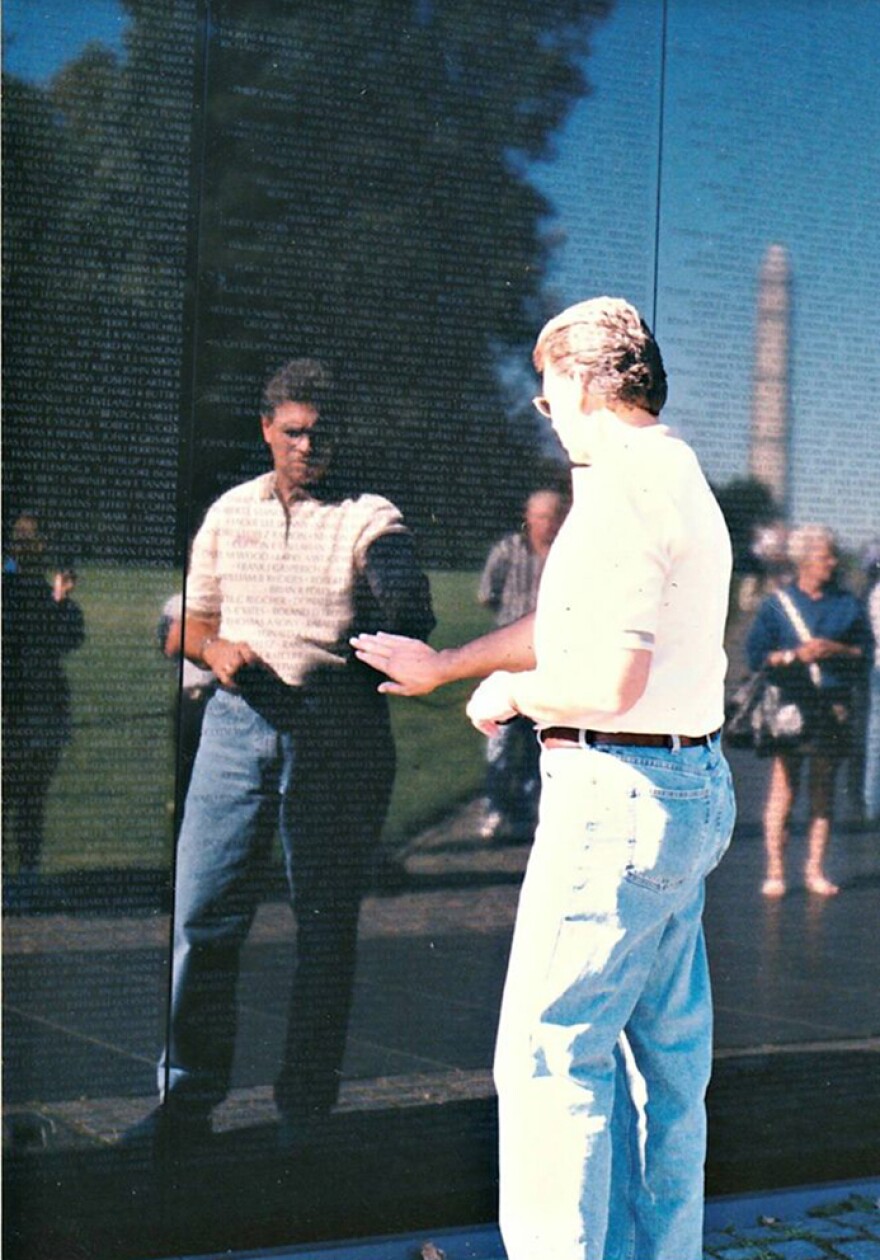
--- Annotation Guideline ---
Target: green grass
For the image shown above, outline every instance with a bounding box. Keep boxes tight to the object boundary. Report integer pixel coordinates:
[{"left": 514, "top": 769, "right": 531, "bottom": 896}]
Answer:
[
  {"left": 29, "top": 566, "right": 493, "bottom": 873},
  {"left": 41, "top": 566, "right": 184, "bottom": 872},
  {"left": 383, "top": 570, "right": 495, "bottom": 847}
]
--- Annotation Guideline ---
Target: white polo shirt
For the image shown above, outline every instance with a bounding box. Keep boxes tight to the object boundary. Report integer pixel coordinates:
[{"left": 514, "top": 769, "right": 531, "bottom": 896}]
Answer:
[
  {"left": 533, "top": 416, "right": 731, "bottom": 736},
  {"left": 185, "top": 473, "right": 405, "bottom": 686}
]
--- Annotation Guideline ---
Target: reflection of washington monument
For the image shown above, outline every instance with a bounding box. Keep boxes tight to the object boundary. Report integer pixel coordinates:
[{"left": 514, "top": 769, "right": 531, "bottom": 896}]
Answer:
[{"left": 750, "top": 243, "right": 790, "bottom": 516}]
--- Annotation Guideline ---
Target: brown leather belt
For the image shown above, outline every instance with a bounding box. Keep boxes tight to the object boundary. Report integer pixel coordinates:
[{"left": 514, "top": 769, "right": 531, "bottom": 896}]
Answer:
[{"left": 539, "top": 726, "right": 720, "bottom": 751}]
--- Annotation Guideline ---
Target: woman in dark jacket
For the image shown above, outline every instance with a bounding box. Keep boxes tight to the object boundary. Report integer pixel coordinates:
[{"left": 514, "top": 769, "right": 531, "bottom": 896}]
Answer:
[
  {"left": 747, "top": 524, "right": 871, "bottom": 898},
  {"left": 3, "top": 513, "right": 85, "bottom": 886}
]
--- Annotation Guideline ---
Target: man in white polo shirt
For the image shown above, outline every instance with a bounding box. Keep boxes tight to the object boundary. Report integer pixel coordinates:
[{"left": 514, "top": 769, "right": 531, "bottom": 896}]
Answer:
[
  {"left": 353, "top": 298, "right": 735, "bottom": 1260},
  {"left": 125, "top": 359, "right": 434, "bottom": 1152}
]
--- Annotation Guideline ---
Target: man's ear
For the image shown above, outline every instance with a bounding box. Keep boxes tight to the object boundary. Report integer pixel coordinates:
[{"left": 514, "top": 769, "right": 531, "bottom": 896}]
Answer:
[
  {"left": 260, "top": 413, "right": 273, "bottom": 441},
  {"left": 580, "top": 373, "right": 603, "bottom": 411}
]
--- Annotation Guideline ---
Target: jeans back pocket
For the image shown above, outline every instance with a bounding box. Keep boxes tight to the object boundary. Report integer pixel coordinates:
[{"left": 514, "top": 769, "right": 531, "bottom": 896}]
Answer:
[{"left": 624, "top": 770, "right": 712, "bottom": 894}]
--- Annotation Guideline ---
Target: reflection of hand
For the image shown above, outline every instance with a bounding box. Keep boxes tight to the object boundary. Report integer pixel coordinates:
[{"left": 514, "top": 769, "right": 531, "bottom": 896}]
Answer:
[
  {"left": 830, "top": 702, "right": 849, "bottom": 726},
  {"left": 797, "top": 638, "right": 839, "bottom": 663},
  {"left": 52, "top": 571, "right": 76, "bottom": 602},
  {"left": 202, "top": 638, "right": 259, "bottom": 688},
  {"left": 350, "top": 631, "right": 443, "bottom": 696},
  {"left": 465, "top": 671, "right": 518, "bottom": 737}
]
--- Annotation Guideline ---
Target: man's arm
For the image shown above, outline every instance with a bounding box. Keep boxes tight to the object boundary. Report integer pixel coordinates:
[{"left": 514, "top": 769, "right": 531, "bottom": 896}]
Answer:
[
  {"left": 477, "top": 540, "right": 507, "bottom": 612},
  {"left": 163, "top": 616, "right": 183, "bottom": 658},
  {"left": 465, "top": 647, "right": 652, "bottom": 735},
  {"left": 182, "top": 613, "right": 259, "bottom": 688},
  {"left": 51, "top": 590, "right": 86, "bottom": 654},
  {"left": 351, "top": 612, "right": 537, "bottom": 696},
  {"left": 362, "top": 533, "right": 436, "bottom": 641}
]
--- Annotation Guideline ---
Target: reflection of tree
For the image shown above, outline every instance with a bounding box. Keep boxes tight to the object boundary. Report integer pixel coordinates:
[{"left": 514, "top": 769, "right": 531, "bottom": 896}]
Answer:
[
  {"left": 713, "top": 476, "right": 780, "bottom": 572},
  {"left": 3, "top": 0, "right": 611, "bottom": 562},
  {"left": 3, "top": 4, "right": 197, "bottom": 562}
]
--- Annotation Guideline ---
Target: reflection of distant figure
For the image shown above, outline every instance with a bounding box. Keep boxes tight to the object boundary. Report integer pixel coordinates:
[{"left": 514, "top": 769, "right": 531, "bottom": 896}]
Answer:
[
  {"left": 746, "top": 525, "right": 871, "bottom": 897},
  {"left": 2, "top": 513, "right": 85, "bottom": 888},
  {"left": 737, "top": 520, "right": 792, "bottom": 612},
  {"left": 477, "top": 490, "right": 565, "bottom": 840},
  {"left": 158, "top": 594, "right": 216, "bottom": 810},
  {"left": 862, "top": 544, "right": 880, "bottom": 823}
]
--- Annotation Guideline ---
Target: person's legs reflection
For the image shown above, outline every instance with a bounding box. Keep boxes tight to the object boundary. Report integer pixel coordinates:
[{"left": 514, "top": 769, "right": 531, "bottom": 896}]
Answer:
[
  {"left": 865, "top": 668, "right": 880, "bottom": 822},
  {"left": 761, "top": 753, "right": 801, "bottom": 897},
  {"left": 274, "top": 702, "right": 394, "bottom": 1138},
  {"left": 161, "top": 690, "right": 278, "bottom": 1120},
  {"left": 804, "top": 755, "right": 840, "bottom": 895}
]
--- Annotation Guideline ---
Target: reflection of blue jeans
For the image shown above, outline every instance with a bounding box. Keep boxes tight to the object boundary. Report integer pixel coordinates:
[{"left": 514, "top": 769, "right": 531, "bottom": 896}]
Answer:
[
  {"left": 494, "top": 735, "right": 735, "bottom": 1260},
  {"left": 160, "top": 682, "right": 395, "bottom": 1119},
  {"left": 485, "top": 716, "right": 541, "bottom": 834},
  {"left": 865, "top": 667, "right": 880, "bottom": 822}
]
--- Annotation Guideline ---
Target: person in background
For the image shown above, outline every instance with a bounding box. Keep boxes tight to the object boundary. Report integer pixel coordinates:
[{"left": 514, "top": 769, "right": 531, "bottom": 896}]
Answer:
[
  {"left": 862, "top": 542, "right": 880, "bottom": 824},
  {"left": 2, "top": 512, "right": 85, "bottom": 905},
  {"left": 737, "top": 520, "right": 793, "bottom": 613},
  {"left": 746, "top": 524, "right": 871, "bottom": 897},
  {"left": 124, "top": 359, "right": 434, "bottom": 1152},
  {"left": 477, "top": 489, "right": 565, "bottom": 840},
  {"left": 157, "top": 593, "right": 216, "bottom": 814},
  {"left": 353, "top": 297, "right": 735, "bottom": 1260}
]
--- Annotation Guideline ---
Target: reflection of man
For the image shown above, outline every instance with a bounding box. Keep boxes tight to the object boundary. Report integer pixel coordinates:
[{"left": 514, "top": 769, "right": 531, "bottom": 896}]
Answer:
[
  {"left": 478, "top": 490, "right": 565, "bottom": 840},
  {"left": 3, "top": 512, "right": 84, "bottom": 904},
  {"left": 127, "top": 359, "right": 434, "bottom": 1150},
  {"left": 354, "top": 299, "right": 735, "bottom": 1259}
]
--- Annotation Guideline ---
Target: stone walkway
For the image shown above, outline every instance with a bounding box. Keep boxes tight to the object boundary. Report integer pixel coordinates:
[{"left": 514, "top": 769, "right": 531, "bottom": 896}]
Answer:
[
  {"left": 703, "top": 1182, "right": 880, "bottom": 1260},
  {"left": 178, "top": 1180, "right": 880, "bottom": 1258}
]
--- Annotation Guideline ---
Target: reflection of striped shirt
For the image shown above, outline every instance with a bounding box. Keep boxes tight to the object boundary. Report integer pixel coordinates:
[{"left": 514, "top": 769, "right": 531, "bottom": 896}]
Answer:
[
  {"left": 479, "top": 533, "right": 546, "bottom": 627},
  {"left": 186, "top": 473, "right": 407, "bottom": 685}
]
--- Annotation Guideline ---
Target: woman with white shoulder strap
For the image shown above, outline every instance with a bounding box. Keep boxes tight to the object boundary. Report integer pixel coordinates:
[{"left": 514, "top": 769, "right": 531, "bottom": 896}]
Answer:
[{"left": 746, "top": 524, "right": 872, "bottom": 897}]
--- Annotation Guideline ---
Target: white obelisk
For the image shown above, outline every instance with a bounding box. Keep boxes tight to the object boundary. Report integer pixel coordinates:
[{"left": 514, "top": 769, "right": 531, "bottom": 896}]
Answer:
[{"left": 749, "top": 244, "right": 791, "bottom": 514}]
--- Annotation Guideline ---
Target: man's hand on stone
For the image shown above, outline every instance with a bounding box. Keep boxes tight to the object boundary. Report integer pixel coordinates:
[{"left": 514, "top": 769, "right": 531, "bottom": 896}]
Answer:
[
  {"left": 465, "top": 671, "right": 519, "bottom": 737},
  {"left": 203, "top": 638, "right": 259, "bottom": 688},
  {"left": 350, "top": 631, "right": 444, "bottom": 696}
]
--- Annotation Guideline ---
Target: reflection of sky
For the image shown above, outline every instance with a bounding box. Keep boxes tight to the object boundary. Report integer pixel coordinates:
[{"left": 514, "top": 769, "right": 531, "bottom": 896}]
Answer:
[
  {"left": 5, "top": 0, "right": 879, "bottom": 546},
  {"left": 2, "top": 0, "right": 128, "bottom": 81},
  {"left": 534, "top": 0, "right": 880, "bottom": 547}
]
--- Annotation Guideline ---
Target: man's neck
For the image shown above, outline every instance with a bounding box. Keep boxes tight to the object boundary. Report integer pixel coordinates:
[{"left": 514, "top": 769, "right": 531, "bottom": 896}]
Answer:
[
  {"left": 527, "top": 535, "right": 552, "bottom": 559},
  {"left": 797, "top": 577, "right": 825, "bottom": 599},
  {"left": 273, "top": 472, "right": 316, "bottom": 507},
  {"left": 604, "top": 401, "right": 660, "bottom": 428}
]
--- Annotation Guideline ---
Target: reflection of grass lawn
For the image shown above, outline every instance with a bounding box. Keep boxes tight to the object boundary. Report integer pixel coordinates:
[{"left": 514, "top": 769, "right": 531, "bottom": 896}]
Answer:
[{"left": 41, "top": 566, "right": 492, "bottom": 873}]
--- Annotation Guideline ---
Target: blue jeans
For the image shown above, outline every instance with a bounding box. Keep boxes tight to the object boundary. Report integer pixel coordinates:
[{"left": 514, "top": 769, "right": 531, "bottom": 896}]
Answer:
[
  {"left": 494, "top": 734, "right": 735, "bottom": 1260},
  {"left": 160, "top": 677, "right": 395, "bottom": 1119},
  {"left": 864, "top": 667, "right": 880, "bottom": 822}
]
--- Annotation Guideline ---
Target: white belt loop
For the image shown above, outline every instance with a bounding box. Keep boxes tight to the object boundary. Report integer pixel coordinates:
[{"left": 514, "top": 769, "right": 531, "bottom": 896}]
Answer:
[
  {"left": 578, "top": 727, "right": 589, "bottom": 750},
  {"left": 670, "top": 734, "right": 682, "bottom": 753}
]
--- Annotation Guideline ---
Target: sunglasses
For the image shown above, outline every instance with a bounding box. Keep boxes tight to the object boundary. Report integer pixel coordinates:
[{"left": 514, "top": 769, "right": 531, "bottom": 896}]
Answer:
[
  {"left": 532, "top": 396, "right": 553, "bottom": 419},
  {"left": 279, "top": 425, "right": 335, "bottom": 450}
]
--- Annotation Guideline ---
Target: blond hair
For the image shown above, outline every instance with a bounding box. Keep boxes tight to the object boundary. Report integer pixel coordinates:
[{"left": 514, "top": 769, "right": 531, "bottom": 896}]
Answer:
[{"left": 533, "top": 297, "right": 667, "bottom": 415}]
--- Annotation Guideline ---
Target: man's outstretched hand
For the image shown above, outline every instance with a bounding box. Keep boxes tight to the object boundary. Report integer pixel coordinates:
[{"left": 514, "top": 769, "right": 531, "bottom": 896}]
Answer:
[{"left": 350, "top": 631, "right": 444, "bottom": 696}]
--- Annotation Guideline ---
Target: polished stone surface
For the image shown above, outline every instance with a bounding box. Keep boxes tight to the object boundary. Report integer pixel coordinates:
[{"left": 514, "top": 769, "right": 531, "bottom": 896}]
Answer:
[{"left": 4, "top": 745, "right": 878, "bottom": 1133}]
